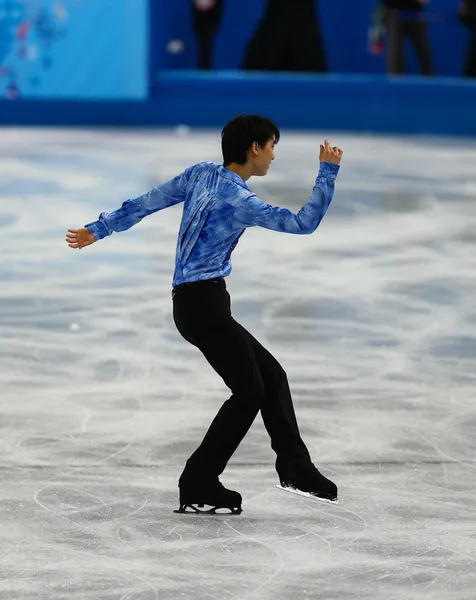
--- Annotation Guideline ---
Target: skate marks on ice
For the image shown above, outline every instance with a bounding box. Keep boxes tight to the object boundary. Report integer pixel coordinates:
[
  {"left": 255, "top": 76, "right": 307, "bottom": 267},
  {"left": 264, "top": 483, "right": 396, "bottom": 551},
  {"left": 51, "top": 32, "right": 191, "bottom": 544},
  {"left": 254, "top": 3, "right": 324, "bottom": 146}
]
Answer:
[{"left": 2, "top": 129, "right": 476, "bottom": 599}]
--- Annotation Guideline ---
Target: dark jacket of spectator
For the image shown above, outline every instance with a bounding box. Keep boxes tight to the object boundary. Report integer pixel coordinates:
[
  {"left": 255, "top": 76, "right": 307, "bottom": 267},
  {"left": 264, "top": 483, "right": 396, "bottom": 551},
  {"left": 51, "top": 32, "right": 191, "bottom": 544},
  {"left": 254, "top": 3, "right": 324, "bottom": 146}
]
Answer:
[
  {"left": 242, "top": 0, "right": 326, "bottom": 72},
  {"left": 460, "top": 0, "right": 476, "bottom": 76},
  {"left": 460, "top": 0, "right": 476, "bottom": 28},
  {"left": 384, "top": 0, "right": 424, "bottom": 10}
]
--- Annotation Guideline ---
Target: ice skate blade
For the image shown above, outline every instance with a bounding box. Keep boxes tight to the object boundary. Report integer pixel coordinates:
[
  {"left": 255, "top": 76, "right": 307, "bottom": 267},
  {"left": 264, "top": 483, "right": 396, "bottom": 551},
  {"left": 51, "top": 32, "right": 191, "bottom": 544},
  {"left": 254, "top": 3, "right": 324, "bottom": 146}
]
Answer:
[
  {"left": 276, "top": 484, "right": 339, "bottom": 505},
  {"left": 174, "top": 504, "right": 243, "bottom": 515}
]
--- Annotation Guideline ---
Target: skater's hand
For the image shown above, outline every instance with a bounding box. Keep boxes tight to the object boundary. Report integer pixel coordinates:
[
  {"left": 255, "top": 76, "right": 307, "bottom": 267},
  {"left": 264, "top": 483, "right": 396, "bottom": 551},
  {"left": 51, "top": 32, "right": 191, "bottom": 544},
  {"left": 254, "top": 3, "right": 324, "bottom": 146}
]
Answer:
[
  {"left": 320, "top": 139, "right": 343, "bottom": 165},
  {"left": 66, "top": 227, "right": 96, "bottom": 250}
]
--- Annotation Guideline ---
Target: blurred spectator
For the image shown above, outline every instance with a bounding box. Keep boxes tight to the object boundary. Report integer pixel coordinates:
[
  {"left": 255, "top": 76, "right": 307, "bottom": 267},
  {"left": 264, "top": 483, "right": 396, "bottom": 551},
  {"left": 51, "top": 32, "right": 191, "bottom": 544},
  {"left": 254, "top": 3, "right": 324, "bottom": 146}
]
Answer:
[
  {"left": 383, "top": 0, "right": 434, "bottom": 75},
  {"left": 242, "top": 0, "right": 326, "bottom": 72},
  {"left": 192, "top": 0, "right": 223, "bottom": 70},
  {"left": 369, "top": 2, "right": 388, "bottom": 55},
  {"left": 460, "top": 0, "right": 476, "bottom": 76}
]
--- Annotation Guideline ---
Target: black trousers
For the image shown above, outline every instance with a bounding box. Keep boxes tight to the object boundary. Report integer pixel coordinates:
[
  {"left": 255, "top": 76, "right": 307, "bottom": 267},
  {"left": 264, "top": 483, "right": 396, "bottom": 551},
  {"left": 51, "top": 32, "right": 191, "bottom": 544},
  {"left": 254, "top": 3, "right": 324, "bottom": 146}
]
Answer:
[
  {"left": 386, "top": 8, "right": 434, "bottom": 75},
  {"left": 172, "top": 278, "right": 311, "bottom": 480}
]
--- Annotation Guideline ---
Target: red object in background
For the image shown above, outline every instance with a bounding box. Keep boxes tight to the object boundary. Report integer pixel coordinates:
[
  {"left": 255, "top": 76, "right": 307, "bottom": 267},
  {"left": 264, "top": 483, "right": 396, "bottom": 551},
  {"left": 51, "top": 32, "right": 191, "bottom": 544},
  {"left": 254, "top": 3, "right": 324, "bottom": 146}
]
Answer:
[
  {"left": 17, "top": 21, "right": 30, "bottom": 41},
  {"left": 370, "top": 40, "right": 386, "bottom": 55}
]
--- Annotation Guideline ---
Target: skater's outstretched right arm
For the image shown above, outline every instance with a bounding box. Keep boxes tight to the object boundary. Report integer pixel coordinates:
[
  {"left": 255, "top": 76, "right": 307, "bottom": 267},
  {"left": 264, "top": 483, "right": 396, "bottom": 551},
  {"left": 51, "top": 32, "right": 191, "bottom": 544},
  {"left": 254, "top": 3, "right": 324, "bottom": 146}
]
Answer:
[
  {"left": 66, "top": 166, "right": 194, "bottom": 249},
  {"left": 233, "top": 140, "right": 343, "bottom": 235}
]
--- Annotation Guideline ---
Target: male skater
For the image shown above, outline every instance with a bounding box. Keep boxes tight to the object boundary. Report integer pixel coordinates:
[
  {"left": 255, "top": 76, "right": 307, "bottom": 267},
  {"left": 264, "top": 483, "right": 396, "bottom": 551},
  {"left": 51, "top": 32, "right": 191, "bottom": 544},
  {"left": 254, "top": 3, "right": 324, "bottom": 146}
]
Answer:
[{"left": 66, "top": 115, "right": 343, "bottom": 515}]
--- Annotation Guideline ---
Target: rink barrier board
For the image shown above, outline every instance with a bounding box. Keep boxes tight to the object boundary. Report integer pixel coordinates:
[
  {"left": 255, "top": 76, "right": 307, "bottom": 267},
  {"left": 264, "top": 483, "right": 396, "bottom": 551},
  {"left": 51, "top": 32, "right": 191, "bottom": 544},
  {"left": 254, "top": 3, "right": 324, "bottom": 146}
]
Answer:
[{"left": 1, "top": 72, "right": 475, "bottom": 136}]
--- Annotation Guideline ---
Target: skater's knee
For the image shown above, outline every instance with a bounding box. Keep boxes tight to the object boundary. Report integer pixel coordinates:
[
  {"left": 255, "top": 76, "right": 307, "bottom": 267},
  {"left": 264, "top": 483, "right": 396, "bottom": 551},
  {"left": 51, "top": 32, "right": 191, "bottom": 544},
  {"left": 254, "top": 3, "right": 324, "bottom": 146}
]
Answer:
[{"left": 234, "top": 373, "right": 266, "bottom": 408}]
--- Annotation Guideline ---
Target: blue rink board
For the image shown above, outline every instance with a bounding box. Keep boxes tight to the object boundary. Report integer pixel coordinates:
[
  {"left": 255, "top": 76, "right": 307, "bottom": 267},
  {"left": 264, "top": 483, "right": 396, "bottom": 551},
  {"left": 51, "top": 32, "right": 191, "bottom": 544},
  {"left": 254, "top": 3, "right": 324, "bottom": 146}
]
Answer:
[{"left": 1, "top": 72, "right": 475, "bottom": 136}]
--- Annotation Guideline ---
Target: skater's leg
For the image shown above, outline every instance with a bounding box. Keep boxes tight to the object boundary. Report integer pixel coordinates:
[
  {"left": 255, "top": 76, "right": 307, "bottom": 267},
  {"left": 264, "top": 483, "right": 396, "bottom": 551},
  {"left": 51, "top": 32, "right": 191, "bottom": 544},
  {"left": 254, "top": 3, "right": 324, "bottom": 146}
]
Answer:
[
  {"left": 185, "top": 321, "right": 265, "bottom": 477},
  {"left": 233, "top": 324, "right": 337, "bottom": 500},
  {"left": 230, "top": 321, "right": 311, "bottom": 465},
  {"left": 173, "top": 282, "right": 266, "bottom": 479}
]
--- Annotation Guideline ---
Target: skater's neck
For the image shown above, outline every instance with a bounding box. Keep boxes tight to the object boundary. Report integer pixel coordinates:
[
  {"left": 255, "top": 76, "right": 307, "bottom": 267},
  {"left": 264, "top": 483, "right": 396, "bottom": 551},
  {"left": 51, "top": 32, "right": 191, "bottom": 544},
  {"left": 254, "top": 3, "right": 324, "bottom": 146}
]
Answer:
[{"left": 225, "top": 163, "right": 253, "bottom": 182}]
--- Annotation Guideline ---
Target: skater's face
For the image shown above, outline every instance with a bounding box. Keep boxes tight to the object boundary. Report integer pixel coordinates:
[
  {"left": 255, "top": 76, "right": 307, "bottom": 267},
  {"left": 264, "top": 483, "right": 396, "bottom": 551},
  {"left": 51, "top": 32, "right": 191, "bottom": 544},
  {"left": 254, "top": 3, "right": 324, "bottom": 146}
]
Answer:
[{"left": 250, "top": 137, "right": 276, "bottom": 177}]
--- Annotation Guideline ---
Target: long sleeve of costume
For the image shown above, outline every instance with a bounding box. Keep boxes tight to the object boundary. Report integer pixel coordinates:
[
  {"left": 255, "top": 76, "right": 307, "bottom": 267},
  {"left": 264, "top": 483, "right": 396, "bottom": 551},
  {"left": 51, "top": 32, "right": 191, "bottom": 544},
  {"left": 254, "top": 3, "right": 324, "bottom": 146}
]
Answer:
[
  {"left": 85, "top": 168, "right": 192, "bottom": 240},
  {"left": 232, "top": 162, "right": 339, "bottom": 235}
]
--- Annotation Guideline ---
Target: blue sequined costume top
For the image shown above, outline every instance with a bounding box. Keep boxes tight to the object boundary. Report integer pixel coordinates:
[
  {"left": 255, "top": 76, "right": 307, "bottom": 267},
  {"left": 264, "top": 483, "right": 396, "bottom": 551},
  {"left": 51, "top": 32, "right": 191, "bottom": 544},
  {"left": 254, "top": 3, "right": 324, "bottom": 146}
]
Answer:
[{"left": 85, "top": 162, "right": 340, "bottom": 287}]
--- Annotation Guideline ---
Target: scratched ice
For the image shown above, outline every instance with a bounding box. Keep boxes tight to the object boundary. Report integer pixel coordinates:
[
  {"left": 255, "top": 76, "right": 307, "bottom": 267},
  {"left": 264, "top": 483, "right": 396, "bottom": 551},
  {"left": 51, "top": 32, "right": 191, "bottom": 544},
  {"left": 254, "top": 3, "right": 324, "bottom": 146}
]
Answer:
[{"left": 1, "top": 128, "right": 476, "bottom": 600}]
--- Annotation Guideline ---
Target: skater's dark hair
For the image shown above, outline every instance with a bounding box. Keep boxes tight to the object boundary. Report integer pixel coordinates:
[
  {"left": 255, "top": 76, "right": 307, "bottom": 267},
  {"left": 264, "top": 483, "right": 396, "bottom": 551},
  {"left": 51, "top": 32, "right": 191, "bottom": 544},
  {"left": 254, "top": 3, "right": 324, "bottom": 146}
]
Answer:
[{"left": 222, "top": 114, "right": 280, "bottom": 166}]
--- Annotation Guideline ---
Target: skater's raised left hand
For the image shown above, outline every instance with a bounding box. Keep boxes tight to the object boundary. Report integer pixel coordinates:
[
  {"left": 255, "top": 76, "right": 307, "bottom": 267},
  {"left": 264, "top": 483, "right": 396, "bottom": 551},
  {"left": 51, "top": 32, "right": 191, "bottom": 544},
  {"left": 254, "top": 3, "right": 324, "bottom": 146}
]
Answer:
[{"left": 320, "top": 139, "right": 343, "bottom": 165}]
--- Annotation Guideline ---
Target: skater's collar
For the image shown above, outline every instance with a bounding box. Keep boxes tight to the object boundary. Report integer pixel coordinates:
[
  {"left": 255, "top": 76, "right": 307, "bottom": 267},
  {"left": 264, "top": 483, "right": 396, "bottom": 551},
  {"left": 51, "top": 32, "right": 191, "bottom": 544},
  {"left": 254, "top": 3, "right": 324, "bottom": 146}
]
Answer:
[{"left": 219, "top": 165, "right": 252, "bottom": 190}]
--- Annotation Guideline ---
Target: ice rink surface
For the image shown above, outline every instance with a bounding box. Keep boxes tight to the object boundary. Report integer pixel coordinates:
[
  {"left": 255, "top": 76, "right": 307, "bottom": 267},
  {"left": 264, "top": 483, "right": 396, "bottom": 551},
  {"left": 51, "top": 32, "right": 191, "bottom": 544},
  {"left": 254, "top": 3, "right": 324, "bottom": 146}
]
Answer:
[{"left": 1, "top": 127, "right": 476, "bottom": 599}]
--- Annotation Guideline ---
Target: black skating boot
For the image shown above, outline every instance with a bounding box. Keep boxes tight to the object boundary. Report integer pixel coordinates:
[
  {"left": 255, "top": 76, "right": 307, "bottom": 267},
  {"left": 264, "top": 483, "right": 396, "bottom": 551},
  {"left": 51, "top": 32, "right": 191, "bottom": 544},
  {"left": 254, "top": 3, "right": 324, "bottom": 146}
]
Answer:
[
  {"left": 174, "top": 475, "right": 243, "bottom": 515},
  {"left": 276, "top": 458, "right": 338, "bottom": 504}
]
